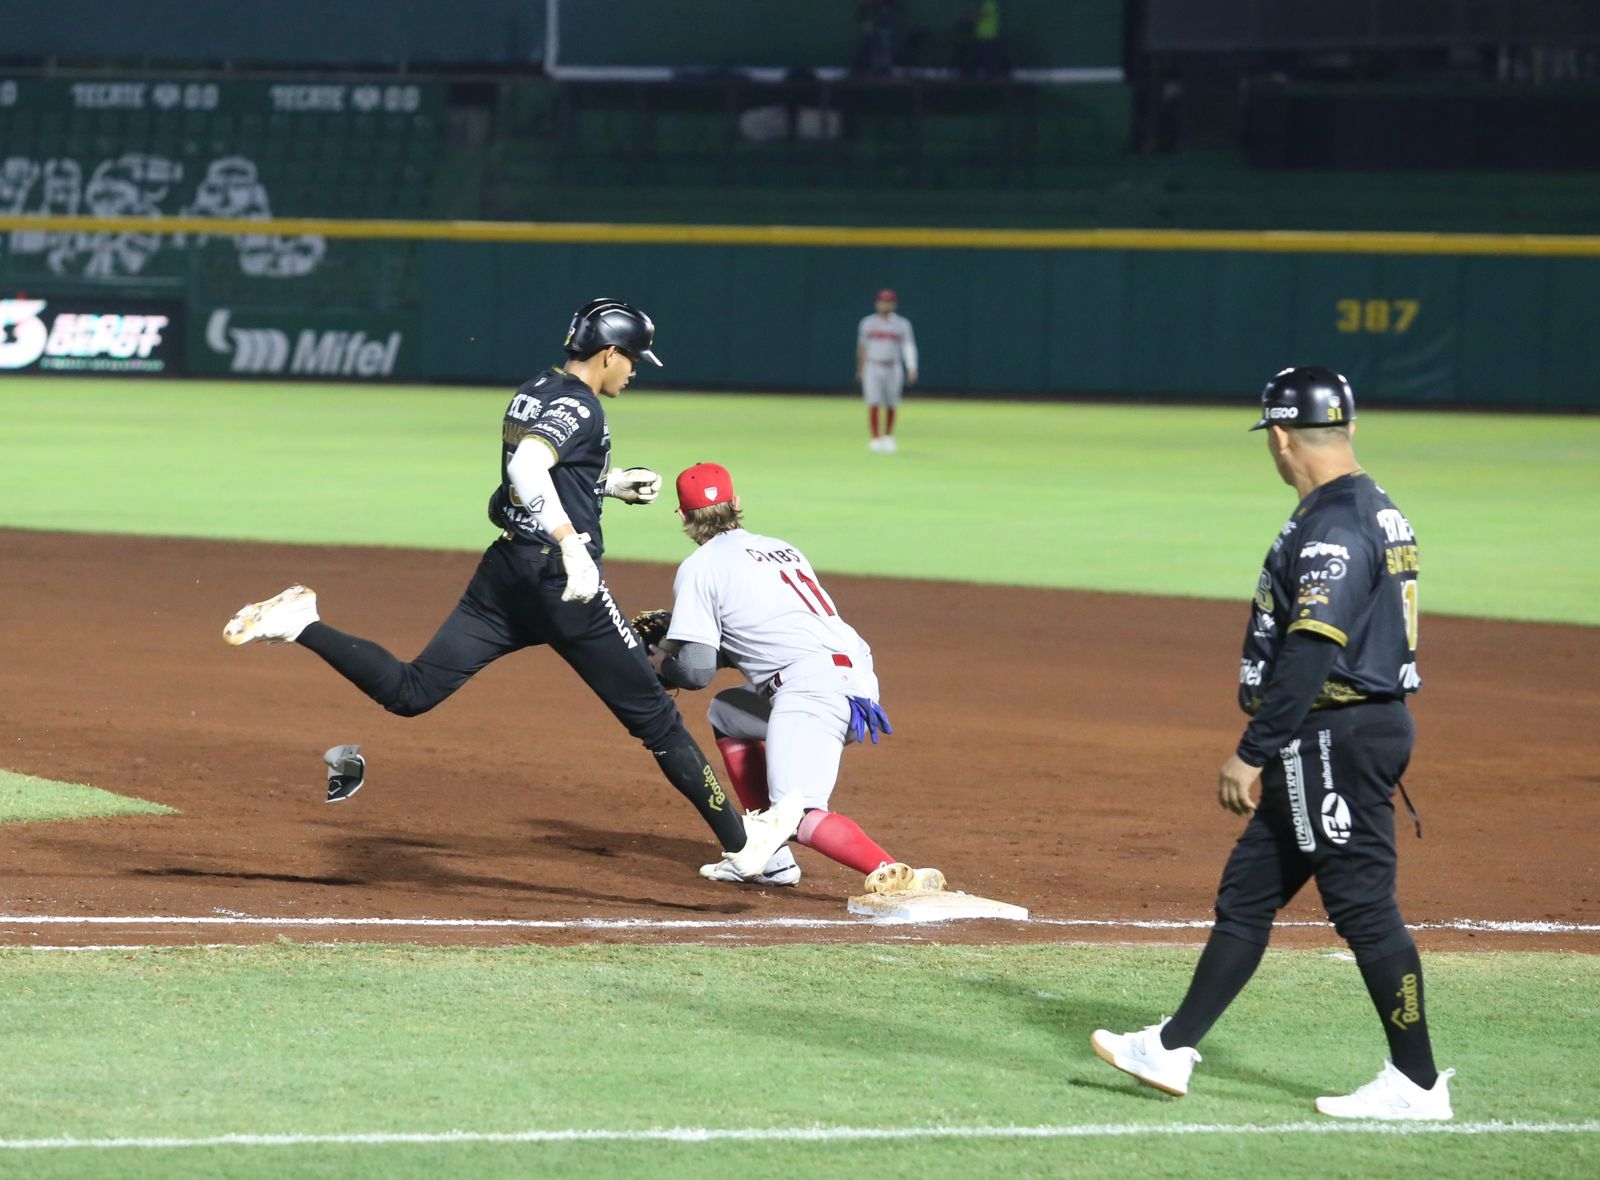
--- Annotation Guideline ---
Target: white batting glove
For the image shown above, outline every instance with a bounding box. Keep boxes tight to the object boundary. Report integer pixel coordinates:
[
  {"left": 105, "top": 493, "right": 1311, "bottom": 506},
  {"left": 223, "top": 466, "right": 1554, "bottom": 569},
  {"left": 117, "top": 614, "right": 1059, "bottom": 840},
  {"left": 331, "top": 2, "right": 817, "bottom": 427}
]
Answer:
[
  {"left": 558, "top": 532, "right": 600, "bottom": 603},
  {"left": 603, "top": 466, "right": 662, "bottom": 504}
]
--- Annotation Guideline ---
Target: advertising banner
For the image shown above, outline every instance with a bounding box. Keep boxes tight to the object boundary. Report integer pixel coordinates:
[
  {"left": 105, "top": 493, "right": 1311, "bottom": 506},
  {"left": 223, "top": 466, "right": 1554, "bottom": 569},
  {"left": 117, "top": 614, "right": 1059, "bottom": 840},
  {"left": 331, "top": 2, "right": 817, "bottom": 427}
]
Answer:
[
  {"left": 0, "top": 294, "right": 183, "bottom": 374},
  {"left": 0, "top": 77, "right": 442, "bottom": 117},
  {"left": 189, "top": 306, "right": 416, "bottom": 380}
]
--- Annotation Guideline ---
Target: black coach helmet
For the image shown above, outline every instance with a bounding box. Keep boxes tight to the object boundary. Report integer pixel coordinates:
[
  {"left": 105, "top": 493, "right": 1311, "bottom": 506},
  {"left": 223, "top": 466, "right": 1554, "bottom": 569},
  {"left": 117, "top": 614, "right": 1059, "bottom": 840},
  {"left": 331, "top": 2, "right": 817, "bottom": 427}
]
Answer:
[
  {"left": 564, "top": 298, "right": 663, "bottom": 367},
  {"left": 1249, "top": 366, "right": 1355, "bottom": 431}
]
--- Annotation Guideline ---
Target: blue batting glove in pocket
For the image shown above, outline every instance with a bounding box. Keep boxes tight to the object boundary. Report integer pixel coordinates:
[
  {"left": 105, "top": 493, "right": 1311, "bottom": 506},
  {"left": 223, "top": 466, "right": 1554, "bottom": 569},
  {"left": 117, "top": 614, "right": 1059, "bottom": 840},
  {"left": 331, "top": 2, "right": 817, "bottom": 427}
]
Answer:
[{"left": 847, "top": 696, "right": 894, "bottom": 744}]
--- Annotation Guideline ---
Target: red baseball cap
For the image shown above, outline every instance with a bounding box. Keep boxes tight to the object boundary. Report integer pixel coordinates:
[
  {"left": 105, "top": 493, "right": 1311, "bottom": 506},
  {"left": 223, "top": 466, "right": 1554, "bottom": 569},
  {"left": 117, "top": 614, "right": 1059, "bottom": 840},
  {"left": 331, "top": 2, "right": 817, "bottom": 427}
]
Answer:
[
  {"left": 676, "top": 462, "right": 735, "bottom": 512},
  {"left": 876, "top": 288, "right": 897, "bottom": 302}
]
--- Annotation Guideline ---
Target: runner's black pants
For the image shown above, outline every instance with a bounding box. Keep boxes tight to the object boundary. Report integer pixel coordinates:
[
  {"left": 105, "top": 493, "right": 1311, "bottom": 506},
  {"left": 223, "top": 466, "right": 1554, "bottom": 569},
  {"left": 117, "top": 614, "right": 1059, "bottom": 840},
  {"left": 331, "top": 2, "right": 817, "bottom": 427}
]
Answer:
[{"left": 296, "top": 538, "right": 742, "bottom": 849}]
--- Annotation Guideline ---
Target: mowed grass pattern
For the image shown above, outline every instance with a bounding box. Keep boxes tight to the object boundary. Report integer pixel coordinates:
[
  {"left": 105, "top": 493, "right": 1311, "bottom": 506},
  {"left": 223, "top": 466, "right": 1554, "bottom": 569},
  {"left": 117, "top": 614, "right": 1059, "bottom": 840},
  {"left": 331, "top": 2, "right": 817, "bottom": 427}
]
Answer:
[
  {"left": 1, "top": 377, "right": 1596, "bottom": 623},
  {"left": 0, "top": 944, "right": 1596, "bottom": 1179}
]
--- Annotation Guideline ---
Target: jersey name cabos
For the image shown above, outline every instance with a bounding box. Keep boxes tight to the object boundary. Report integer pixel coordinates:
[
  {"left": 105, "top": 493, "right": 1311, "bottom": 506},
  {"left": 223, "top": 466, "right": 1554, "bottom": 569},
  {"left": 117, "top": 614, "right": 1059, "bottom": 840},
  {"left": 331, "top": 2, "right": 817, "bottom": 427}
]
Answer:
[{"left": 669, "top": 529, "right": 870, "bottom": 686}]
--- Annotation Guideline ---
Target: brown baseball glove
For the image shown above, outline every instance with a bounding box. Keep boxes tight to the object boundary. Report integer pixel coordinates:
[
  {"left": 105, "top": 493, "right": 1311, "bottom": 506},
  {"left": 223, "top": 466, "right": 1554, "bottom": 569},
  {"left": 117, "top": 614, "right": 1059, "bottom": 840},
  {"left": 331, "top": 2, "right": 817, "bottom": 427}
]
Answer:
[{"left": 630, "top": 609, "right": 673, "bottom": 650}]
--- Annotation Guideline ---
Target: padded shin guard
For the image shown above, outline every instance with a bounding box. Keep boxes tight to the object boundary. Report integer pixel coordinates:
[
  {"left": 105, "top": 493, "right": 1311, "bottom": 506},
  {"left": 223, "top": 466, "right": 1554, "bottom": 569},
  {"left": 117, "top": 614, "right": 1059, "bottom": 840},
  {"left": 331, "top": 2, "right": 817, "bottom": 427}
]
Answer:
[
  {"left": 797, "top": 809, "right": 894, "bottom": 875},
  {"left": 653, "top": 733, "right": 745, "bottom": 852},
  {"left": 714, "top": 738, "right": 771, "bottom": 812}
]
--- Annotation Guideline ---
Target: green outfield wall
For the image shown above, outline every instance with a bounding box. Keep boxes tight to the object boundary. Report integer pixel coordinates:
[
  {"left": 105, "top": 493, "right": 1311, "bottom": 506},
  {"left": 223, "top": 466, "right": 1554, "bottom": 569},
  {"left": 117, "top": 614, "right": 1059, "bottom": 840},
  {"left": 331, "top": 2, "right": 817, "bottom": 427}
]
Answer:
[
  {"left": 414, "top": 234, "right": 1600, "bottom": 408},
  {"left": 4, "top": 217, "right": 1597, "bottom": 408}
]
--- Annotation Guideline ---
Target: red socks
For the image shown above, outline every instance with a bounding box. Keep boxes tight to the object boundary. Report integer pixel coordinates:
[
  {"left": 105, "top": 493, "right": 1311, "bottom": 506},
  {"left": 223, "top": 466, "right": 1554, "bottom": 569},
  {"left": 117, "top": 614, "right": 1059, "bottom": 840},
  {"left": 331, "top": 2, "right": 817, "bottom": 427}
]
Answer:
[
  {"left": 868, "top": 406, "right": 881, "bottom": 438},
  {"left": 797, "top": 809, "right": 894, "bottom": 874},
  {"left": 714, "top": 738, "right": 770, "bottom": 811},
  {"left": 716, "top": 741, "right": 894, "bottom": 875},
  {"left": 885, "top": 407, "right": 897, "bottom": 435}
]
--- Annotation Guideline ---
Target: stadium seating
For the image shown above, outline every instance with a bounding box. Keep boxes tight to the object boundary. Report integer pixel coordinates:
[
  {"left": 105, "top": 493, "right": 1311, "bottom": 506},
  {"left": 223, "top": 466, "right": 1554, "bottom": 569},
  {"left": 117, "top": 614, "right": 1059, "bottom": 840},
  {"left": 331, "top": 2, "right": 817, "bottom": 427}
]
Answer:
[{"left": 1, "top": 101, "right": 443, "bottom": 220}]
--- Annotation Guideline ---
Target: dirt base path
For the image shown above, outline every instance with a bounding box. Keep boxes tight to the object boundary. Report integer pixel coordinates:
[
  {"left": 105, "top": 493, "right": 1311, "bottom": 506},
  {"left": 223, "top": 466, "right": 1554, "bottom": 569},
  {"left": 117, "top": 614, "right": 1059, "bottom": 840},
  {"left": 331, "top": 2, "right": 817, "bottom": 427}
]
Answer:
[{"left": 3, "top": 530, "right": 1595, "bottom": 951}]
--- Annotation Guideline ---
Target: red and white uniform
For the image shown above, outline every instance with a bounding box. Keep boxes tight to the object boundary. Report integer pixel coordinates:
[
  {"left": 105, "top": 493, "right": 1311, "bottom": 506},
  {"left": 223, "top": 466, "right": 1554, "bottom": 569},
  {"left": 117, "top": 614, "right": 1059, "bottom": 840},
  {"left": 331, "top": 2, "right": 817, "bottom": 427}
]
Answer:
[
  {"left": 666, "top": 528, "right": 878, "bottom": 810},
  {"left": 857, "top": 312, "right": 917, "bottom": 407}
]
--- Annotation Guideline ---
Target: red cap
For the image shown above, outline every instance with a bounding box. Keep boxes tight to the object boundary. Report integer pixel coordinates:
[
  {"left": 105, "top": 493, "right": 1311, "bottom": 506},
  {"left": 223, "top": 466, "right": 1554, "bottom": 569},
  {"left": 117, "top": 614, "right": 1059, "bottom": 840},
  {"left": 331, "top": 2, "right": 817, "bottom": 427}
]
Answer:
[
  {"left": 676, "top": 462, "right": 735, "bottom": 512},
  {"left": 876, "top": 288, "right": 897, "bottom": 302}
]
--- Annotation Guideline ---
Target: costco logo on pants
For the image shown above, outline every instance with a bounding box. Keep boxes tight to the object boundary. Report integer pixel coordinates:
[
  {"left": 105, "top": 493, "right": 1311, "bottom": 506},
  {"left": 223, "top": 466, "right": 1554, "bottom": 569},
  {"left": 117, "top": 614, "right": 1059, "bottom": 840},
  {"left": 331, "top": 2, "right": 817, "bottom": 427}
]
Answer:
[{"left": 206, "top": 309, "right": 401, "bottom": 377}]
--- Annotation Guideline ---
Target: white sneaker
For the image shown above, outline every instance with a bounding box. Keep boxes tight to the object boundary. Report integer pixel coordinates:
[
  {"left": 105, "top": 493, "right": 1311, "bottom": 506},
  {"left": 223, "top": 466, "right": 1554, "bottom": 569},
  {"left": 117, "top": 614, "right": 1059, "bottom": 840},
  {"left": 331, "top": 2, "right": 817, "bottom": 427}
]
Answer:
[
  {"left": 879, "top": 435, "right": 898, "bottom": 453},
  {"left": 725, "top": 795, "right": 806, "bottom": 879},
  {"left": 1090, "top": 1018, "right": 1202, "bottom": 1097},
  {"left": 1315, "top": 1060, "right": 1455, "bottom": 1121},
  {"left": 868, "top": 437, "right": 886, "bottom": 452},
  {"left": 700, "top": 845, "right": 801, "bottom": 886},
  {"left": 223, "top": 585, "right": 319, "bottom": 645}
]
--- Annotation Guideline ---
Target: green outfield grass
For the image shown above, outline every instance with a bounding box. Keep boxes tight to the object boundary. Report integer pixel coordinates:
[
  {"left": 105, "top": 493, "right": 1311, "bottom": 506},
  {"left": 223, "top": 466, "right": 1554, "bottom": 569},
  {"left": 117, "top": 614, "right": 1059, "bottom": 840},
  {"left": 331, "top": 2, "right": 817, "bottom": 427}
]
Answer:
[
  {"left": 0, "top": 769, "right": 176, "bottom": 824},
  {"left": 2, "top": 377, "right": 1596, "bottom": 624},
  {"left": 0, "top": 944, "right": 1594, "bottom": 1179}
]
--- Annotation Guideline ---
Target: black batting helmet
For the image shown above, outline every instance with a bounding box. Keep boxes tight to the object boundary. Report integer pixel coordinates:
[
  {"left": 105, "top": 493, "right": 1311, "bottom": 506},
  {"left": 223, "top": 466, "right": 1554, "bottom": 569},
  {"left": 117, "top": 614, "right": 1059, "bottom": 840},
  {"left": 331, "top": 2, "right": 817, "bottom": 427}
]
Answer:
[
  {"left": 564, "top": 298, "right": 663, "bottom": 367},
  {"left": 1249, "top": 366, "right": 1355, "bottom": 431}
]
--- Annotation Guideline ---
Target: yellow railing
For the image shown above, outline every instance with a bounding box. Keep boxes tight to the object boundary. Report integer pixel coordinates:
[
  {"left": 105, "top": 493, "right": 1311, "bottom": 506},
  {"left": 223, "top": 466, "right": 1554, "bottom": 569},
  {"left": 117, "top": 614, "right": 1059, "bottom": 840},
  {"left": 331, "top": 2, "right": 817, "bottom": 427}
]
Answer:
[{"left": 3, "top": 214, "right": 1600, "bottom": 255}]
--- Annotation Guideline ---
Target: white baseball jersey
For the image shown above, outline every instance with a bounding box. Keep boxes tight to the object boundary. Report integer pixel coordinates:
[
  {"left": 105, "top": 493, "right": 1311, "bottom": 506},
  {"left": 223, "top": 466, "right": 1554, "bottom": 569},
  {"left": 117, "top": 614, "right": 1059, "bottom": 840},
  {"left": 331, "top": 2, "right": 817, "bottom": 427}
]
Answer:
[
  {"left": 857, "top": 312, "right": 917, "bottom": 374},
  {"left": 667, "top": 528, "right": 870, "bottom": 689}
]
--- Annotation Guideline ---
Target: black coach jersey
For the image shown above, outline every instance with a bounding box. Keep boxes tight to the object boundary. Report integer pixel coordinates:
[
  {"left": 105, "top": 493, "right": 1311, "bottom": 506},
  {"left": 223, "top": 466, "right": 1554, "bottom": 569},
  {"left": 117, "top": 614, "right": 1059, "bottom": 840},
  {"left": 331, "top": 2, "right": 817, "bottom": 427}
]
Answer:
[
  {"left": 1239, "top": 472, "right": 1421, "bottom": 715},
  {"left": 492, "top": 368, "right": 612, "bottom": 552}
]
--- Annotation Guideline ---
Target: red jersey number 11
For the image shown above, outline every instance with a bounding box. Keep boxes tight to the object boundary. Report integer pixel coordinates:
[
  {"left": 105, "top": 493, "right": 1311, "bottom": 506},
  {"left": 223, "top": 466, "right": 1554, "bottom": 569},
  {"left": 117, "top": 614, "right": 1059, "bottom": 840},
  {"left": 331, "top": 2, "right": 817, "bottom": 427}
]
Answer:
[{"left": 780, "top": 570, "right": 836, "bottom": 617}]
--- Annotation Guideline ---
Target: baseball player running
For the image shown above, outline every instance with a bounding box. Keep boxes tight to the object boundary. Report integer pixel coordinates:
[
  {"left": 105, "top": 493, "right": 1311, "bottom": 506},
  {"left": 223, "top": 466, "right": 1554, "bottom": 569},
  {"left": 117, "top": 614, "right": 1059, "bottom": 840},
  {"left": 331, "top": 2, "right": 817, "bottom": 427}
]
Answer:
[
  {"left": 1091, "top": 367, "right": 1453, "bottom": 1120},
  {"left": 221, "top": 299, "right": 798, "bottom": 881},
  {"left": 856, "top": 288, "right": 917, "bottom": 453},
  {"left": 647, "top": 462, "right": 942, "bottom": 891}
]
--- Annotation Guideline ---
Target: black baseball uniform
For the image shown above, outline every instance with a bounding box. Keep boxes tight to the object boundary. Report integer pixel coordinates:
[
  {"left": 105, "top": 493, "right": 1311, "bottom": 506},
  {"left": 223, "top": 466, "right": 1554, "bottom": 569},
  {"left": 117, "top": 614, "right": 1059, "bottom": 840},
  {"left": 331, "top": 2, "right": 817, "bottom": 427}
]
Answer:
[
  {"left": 1220, "top": 470, "right": 1421, "bottom": 955},
  {"left": 292, "top": 366, "right": 744, "bottom": 853},
  {"left": 1160, "top": 469, "right": 1438, "bottom": 1088}
]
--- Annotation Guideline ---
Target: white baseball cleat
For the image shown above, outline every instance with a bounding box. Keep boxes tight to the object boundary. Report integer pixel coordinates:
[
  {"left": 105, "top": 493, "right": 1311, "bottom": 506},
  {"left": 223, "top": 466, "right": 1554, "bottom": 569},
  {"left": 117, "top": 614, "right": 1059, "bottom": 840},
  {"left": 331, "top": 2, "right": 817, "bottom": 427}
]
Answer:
[
  {"left": 879, "top": 435, "right": 898, "bottom": 453},
  {"left": 700, "top": 846, "right": 801, "bottom": 886},
  {"left": 223, "top": 585, "right": 319, "bottom": 646},
  {"left": 1090, "top": 1017, "right": 1202, "bottom": 1097},
  {"left": 1315, "top": 1060, "right": 1455, "bottom": 1121},
  {"left": 725, "top": 794, "right": 806, "bottom": 880}
]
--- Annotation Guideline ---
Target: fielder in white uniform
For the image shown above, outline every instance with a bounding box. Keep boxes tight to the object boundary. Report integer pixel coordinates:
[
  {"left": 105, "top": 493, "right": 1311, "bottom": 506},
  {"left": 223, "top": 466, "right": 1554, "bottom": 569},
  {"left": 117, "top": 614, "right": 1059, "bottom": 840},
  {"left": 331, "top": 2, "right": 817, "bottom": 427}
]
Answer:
[
  {"left": 649, "top": 462, "right": 942, "bottom": 892},
  {"left": 856, "top": 287, "right": 917, "bottom": 453}
]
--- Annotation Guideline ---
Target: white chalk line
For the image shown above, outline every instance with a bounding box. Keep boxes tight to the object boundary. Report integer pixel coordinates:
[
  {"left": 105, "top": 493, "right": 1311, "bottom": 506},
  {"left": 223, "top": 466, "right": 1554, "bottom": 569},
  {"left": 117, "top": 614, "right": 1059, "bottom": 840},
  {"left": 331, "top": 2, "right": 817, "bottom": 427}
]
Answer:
[
  {"left": 0, "top": 914, "right": 1595, "bottom": 934},
  {"left": 1, "top": 1120, "right": 1595, "bottom": 1151}
]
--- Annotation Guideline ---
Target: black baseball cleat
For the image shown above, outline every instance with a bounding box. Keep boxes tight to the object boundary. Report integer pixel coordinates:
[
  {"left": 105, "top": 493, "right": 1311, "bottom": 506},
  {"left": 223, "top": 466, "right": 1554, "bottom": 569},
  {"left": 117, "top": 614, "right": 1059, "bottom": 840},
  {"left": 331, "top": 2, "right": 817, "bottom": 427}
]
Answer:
[{"left": 323, "top": 744, "right": 366, "bottom": 803}]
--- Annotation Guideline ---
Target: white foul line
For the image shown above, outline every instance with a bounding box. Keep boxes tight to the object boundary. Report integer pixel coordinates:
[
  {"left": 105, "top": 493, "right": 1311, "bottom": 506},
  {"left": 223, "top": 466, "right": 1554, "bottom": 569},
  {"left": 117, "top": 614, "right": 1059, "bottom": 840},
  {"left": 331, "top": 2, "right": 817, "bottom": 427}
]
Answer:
[
  {"left": 0, "top": 1121, "right": 1595, "bottom": 1151},
  {"left": 0, "top": 914, "right": 1595, "bottom": 934}
]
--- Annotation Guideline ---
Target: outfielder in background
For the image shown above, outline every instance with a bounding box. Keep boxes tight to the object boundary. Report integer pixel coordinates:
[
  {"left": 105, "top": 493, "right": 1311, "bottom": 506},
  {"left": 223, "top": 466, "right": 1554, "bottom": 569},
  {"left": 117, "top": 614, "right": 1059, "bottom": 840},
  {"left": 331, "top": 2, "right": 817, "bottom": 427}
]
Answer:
[
  {"left": 855, "top": 287, "right": 917, "bottom": 453},
  {"left": 1092, "top": 367, "right": 1455, "bottom": 1121},
  {"left": 646, "top": 462, "right": 943, "bottom": 892},
  {"left": 222, "top": 299, "right": 796, "bottom": 881}
]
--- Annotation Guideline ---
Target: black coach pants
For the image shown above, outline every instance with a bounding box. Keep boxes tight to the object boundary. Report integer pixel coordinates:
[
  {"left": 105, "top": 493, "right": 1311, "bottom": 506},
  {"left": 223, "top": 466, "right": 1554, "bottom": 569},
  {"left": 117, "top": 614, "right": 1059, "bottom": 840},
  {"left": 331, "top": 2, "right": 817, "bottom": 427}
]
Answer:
[{"left": 1211, "top": 700, "right": 1416, "bottom": 959}]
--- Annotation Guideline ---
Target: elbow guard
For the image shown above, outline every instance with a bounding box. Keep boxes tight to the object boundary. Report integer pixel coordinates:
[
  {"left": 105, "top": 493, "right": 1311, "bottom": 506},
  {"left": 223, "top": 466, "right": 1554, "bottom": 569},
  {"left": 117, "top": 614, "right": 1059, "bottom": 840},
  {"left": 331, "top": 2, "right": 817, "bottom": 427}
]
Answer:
[{"left": 506, "top": 440, "right": 572, "bottom": 534}]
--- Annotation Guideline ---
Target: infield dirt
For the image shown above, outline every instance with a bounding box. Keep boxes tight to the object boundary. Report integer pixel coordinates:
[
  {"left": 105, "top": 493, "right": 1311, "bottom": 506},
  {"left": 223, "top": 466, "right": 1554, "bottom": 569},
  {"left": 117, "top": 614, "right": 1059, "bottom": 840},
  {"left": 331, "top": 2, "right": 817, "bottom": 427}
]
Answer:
[{"left": 3, "top": 530, "right": 1595, "bottom": 951}]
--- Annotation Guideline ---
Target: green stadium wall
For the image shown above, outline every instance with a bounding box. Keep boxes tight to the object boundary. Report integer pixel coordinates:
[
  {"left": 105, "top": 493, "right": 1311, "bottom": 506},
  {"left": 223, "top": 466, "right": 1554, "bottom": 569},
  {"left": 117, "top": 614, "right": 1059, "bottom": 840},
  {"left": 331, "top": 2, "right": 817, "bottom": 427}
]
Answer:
[{"left": 416, "top": 239, "right": 1600, "bottom": 409}]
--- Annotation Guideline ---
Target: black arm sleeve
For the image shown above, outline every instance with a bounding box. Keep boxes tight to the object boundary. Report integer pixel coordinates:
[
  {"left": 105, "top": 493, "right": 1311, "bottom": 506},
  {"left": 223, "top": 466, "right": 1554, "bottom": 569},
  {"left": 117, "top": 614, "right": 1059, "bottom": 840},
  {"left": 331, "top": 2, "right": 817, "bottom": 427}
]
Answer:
[
  {"left": 659, "top": 641, "right": 719, "bottom": 691},
  {"left": 1236, "top": 631, "right": 1342, "bottom": 767}
]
